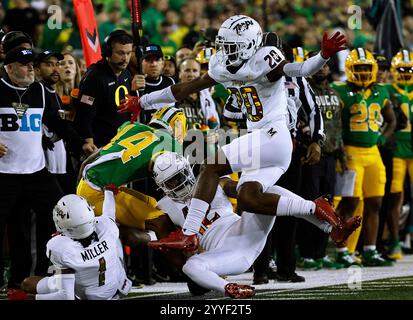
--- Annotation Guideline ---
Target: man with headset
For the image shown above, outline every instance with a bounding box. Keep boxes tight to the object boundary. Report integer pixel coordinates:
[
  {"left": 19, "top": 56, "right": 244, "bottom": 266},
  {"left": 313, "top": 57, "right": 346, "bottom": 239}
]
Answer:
[{"left": 74, "top": 30, "right": 135, "bottom": 148}]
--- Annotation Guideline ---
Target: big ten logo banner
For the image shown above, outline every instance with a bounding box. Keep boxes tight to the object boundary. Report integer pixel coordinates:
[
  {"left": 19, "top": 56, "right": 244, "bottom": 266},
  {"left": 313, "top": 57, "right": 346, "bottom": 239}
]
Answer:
[{"left": 0, "top": 112, "right": 41, "bottom": 132}]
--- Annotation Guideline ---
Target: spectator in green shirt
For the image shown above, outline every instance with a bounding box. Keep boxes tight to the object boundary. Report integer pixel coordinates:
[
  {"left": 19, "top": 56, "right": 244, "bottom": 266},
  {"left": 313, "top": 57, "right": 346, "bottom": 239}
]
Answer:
[{"left": 98, "top": 3, "right": 128, "bottom": 45}]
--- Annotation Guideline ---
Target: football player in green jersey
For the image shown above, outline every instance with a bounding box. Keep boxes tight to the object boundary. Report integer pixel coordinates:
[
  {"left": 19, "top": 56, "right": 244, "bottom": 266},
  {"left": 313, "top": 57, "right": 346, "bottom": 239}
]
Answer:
[
  {"left": 387, "top": 49, "right": 413, "bottom": 260},
  {"left": 331, "top": 48, "right": 396, "bottom": 266},
  {"left": 77, "top": 106, "right": 187, "bottom": 244}
]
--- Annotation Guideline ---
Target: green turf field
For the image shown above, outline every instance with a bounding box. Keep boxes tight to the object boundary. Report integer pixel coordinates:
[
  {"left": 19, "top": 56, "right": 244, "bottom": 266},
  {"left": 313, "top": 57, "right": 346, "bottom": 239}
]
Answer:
[
  {"left": 2, "top": 256, "right": 413, "bottom": 300},
  {"left": 120, "top": 276, "right": 413, "bottom": 300},
  {"left": 254, "top": 276, "right": 413, "bottom": 300}
]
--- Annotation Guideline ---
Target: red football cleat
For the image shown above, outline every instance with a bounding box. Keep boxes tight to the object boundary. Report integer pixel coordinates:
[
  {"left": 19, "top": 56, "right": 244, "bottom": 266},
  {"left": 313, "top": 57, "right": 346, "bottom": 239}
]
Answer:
[
  {"left": 148, "top": 229, "right": 199, "bottom": 253},
  {"left": 225, "top": 283, "right": 255, "bottom": 299},
  {"left": 314, "top": 196, "right": 342, "bottom": 229},
  {"left": 8, "top": 289, "right": 28, "bottom": 300},
  {"left": 330, "top": 215, "right": 362, "bottom": 246}
]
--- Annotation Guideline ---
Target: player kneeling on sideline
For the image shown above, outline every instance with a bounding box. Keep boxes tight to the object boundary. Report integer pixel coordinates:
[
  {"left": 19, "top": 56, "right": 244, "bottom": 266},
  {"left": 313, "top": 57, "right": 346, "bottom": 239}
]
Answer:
[
  {"left": 149, "top": 152, "right": 362, "bottom": 299},
  {"left": 8, "top": 186, "right": 131, "bottom": 300}
]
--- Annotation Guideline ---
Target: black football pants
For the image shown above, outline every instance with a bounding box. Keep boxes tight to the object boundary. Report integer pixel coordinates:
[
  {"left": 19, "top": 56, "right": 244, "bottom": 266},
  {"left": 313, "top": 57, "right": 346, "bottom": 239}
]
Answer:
[{"left": 0, "top": 168, "right": 62, "bottom": 287}]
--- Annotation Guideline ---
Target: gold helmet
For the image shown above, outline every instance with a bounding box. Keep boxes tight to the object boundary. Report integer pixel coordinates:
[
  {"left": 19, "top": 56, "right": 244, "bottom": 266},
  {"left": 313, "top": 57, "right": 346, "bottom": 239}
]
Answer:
[
  {"left": 391, "top": 49, "right": 413, "bottom": 85},
  {"left": 345, "top": 48, "right": 378, "bottom": 88},
  {"left": 292, "top": 47, "right": 308, "bottom": 62},
  {"left": 196, "top": 46, "right": 216, "bottom": 65},
  {"left": 149, "top": 107, "right": 187, "bottom": 143}
]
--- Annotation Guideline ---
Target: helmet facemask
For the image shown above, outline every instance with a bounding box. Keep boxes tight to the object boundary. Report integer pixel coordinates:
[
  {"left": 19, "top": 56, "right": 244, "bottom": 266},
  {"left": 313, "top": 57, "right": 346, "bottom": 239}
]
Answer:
[
  {"left": 350, "top": 64, "right": 374, "bottom": 87},
  {"left": 345, "top": 48, "right": 378, "bottom": 88},
  {"left": 159, "top": 166, "right": 196, "bottom": 201},
  {"left": 216, "top": 37, "right": 249, "bottom": 66},
  {"left": 395, "top": 66, "right": 413, "bottom": 84},
  {"left": 153, "top": 152, "right": 196, "bottom": 202}
]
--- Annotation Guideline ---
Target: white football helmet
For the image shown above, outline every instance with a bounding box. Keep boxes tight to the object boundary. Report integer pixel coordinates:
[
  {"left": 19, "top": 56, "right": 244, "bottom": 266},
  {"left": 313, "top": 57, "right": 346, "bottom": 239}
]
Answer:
[
  {"left": 53, "top": 194, "right": 96, "bottom": 239},
  {"left": 215, "top": 15, "right": 263, "bottom": 66},
  {"left": 153, "top": 152, "right": 196, "bottom": 202}
]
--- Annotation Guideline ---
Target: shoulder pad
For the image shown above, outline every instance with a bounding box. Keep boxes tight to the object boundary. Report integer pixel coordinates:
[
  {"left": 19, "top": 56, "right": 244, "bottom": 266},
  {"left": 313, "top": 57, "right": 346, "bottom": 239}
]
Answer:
[
  {"left": 253, "top": 46, "right": 285, "bottom": 71},
  {"left": 46, "top": 236, "right": 69, "bottom": 268}
]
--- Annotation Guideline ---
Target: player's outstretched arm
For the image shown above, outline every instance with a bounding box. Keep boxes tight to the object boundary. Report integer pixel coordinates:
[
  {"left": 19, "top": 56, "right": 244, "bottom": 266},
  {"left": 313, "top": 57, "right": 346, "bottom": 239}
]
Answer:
[
  {"left": 118, "top": 73, "right": 217, "bottom": 113},
  {"left": 77, "top": 148, "right": 101, "bottom": 184},
  {"left": 102, "top": 186, "right": 118, "bottom": 222},
  {"left": 170, "top": 73, "right": 218, "bottom": 101},
  {"left": 283, "top": 31, "right": 346, "bottom": 78}
]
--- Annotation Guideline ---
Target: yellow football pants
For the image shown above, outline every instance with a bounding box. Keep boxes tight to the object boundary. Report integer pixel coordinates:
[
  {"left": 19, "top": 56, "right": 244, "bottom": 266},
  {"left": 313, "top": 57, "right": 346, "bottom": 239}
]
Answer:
[
  {"left": 77, "top": 179, "right": 164, "bottom": 230},
  {"left": 390, "top": 157, "right": 413, "bottom": 193},
  {"left": 344, "top": 145, "right": 386, "bottom": 198}
]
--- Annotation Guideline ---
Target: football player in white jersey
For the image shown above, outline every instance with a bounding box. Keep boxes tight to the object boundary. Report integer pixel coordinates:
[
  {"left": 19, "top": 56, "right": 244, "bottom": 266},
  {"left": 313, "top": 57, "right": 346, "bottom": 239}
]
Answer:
[
  {"left": 150, "top": 152, "right": 361, "bottom": 298},
  {"left": 119, "top": 15, "right": 347, "bottom": 252},
  {"left": 8, "top": 187, "right": 132, "bottom": 300}
]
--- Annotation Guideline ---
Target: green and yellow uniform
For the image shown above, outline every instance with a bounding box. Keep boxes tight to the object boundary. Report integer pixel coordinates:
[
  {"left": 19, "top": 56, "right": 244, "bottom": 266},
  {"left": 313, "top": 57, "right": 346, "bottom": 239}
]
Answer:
[
  {"left": 387, "top": 83, "right": 413, "bottom": 193},
  {"left": 331, "top": 82, "right": 389, "bottom": 198},
  {"left": 77, "top": 122, "right": 181, "bottom": 229}
]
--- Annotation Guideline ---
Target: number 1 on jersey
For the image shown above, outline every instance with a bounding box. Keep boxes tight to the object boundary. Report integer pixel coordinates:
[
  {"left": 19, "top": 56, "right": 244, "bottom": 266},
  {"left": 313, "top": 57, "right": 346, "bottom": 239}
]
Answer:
[{"left": 98, "top": 257, "right": 106, "bottom": 286}]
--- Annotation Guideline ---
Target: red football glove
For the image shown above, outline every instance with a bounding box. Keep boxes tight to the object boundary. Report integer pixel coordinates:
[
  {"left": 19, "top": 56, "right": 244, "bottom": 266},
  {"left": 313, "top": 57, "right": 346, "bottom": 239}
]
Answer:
[
  {"left": 8, "top": 289, "right": 28, "bottom": 300},
  {"left": 321, "top": 31, "right": 347, "bottom": 59},
  {"left": 105, "top": 183, "right": 120, "bottom": 195},
  {"left": 118, "top": 95, "right": 141, "bottom": 124}
]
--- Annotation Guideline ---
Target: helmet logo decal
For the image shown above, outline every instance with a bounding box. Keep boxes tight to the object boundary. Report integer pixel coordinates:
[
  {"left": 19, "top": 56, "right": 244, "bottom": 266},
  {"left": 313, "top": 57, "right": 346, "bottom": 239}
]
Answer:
[
  {"left": 233, "top": 20, "right": 254, "bottom": 35},
  {"left": 55, "top": 207, "right": 67, "bottom": 219}
]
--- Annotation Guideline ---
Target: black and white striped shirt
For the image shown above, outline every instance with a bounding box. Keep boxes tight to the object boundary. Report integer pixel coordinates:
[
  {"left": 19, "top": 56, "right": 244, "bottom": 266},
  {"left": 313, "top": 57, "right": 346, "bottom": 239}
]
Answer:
[{"left": 284, "top": 76, "right": 325, "bottom": 142}]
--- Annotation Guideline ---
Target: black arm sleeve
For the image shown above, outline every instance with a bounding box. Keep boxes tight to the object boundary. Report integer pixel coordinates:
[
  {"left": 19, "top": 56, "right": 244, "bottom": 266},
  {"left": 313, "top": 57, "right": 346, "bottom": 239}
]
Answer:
[{"left": 73, "top": 71, "right": 100, "bottom": 139}]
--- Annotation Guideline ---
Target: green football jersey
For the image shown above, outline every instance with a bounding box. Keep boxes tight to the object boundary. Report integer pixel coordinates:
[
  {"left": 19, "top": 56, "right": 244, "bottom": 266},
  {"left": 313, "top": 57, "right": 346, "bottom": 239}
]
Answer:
[
  {"left": 387, "top": 83, "right": 413, "bottom": 158},
  {"left": 84, "top": 122, "right": 181, "bottom": 189},
  {"left": 331, "top": 82, "right": 389, "bottom": 147}
]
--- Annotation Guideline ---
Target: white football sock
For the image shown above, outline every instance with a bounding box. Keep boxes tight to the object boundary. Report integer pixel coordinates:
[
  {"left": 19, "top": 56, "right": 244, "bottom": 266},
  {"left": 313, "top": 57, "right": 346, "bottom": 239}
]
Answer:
[
  {"left": 276, "top": 196, "right": 315, "bottom": 216},
  {"left": 267, "top": 185, "right": 331, "bottom": 232},
  {"left": 363, "top": 245, "right": 376, "bottom": 252}
]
